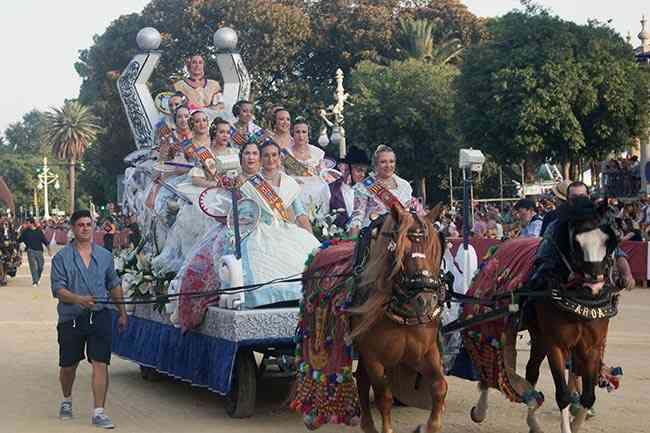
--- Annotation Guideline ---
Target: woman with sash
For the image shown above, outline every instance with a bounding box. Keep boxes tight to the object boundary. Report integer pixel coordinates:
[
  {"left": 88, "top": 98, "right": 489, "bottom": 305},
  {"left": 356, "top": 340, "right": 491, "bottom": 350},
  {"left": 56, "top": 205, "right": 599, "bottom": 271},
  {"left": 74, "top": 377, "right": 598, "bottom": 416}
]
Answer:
[
  {"left": 173, "top": 55, "right": 223, "bottom": 111},
  {"left": 145, "top": 106, "right": 194, "bottom": 211},
  {"left": 229, "top": 100, "right": 263, "bottom": 149},
  {"left": 176, "top": 141, "right": 320, "bottom": 329},
  {"left": 154, "top": 92, "right": 185, "bottom": 161},
  {"left": 172, "top": 143, "right": 261, "bottom": 328},
  {"left": 286, "top": 117, "right": 328, "bottom": 214},
  {"left": 348, "top": 145, "right": 416, "bottom": 238},
  {"left": 238, "top": 141, "right": 319, "bottom": 307},
  {"left": 190, "top": 117, "right": 239, "bottom": 189}
]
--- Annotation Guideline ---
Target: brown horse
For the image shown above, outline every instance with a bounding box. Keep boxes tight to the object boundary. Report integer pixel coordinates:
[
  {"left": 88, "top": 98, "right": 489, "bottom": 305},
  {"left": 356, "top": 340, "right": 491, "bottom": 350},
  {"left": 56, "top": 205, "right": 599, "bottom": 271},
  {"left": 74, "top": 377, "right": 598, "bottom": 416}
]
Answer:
[
  {"left": 349, "top": 205, "right": 447, "bottom": 433},
  {"left": 468, "top": 199, "right": 618, "bottom": 433}
]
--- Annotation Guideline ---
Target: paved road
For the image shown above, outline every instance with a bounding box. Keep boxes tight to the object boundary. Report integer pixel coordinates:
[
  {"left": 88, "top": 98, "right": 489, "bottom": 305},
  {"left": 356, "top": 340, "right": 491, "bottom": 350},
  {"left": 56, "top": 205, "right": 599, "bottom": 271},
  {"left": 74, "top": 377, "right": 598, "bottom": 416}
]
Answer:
[{"left": 1, "top": 252, "right": 648, "bottom": 433}]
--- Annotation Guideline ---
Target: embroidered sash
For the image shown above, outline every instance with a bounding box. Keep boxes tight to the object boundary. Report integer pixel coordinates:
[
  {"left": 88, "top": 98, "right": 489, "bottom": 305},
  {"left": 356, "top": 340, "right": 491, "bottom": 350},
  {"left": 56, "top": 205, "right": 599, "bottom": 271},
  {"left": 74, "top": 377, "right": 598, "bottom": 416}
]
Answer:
[
  {"left": 281, "top": 148, "right": 313, "bottom": 177},
  {"left": 248, "top": 175, "right": 290, "bottom": 221},
  {"left": 229, "top": 126, "right": 249, "bottom": 147},
  {"left": 181, "top": 138, "right": 197, "bottom": 162},
  {"left": 195, "top": 146, "right": 219, "bottom": 179},
  {"left": 362, "top": 176, "right": 404, "bottom": 211}
]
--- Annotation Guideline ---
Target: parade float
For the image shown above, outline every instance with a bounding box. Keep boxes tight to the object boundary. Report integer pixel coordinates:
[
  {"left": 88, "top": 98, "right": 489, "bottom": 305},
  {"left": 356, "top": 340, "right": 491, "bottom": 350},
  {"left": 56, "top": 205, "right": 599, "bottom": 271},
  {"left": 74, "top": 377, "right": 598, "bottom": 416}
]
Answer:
[{"left": 111, "top": 26, "right": 477, "bottom": 420}]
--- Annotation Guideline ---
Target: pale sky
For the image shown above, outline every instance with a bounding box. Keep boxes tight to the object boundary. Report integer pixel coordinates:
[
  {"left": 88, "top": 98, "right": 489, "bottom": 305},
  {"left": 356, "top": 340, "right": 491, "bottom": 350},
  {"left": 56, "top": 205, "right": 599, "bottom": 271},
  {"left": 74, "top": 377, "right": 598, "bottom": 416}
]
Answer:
[{"left": 0, "top": 1, "right": 646, "bottom": 136}]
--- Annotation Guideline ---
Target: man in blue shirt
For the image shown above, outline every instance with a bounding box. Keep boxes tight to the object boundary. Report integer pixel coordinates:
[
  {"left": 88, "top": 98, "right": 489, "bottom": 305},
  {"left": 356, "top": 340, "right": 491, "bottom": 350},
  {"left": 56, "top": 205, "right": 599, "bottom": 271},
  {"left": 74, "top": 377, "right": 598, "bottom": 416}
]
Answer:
[
  {"left": 51, "top": 209, "right": 128, "bottom": 429},
  {"left": 514, "top": 198, "right": 543, "bottom": 237}
]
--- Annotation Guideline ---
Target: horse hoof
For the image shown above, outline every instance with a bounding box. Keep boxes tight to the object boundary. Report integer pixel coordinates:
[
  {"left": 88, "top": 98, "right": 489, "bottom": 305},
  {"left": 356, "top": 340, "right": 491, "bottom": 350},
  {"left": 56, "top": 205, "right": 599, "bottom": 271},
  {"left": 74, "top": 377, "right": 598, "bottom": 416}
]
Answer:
[{"left": 470, "top": 406, "right": 486, "bottom": 423}]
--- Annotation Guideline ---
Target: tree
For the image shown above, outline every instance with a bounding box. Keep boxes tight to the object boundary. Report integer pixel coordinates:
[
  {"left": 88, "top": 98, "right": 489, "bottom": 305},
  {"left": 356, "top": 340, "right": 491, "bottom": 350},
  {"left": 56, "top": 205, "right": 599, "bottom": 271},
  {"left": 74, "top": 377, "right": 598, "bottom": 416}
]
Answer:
[
  {"left": 347, "top": 59, "right": 460, "bottom": 201},
  {"left": 44, "top": 101, "right": 101, "bottom": 214},
  {"left": 73, "top": 0, "right": 485, "bottom": 202},
  {"left": 3, "top": 110, "right": 47, "bottom": 154},
  {"left": 456, "top": 11, "right": 650, "bottom": 178},
  {"left": 396, "top": 17, "right": 463, "bottom": 64}
]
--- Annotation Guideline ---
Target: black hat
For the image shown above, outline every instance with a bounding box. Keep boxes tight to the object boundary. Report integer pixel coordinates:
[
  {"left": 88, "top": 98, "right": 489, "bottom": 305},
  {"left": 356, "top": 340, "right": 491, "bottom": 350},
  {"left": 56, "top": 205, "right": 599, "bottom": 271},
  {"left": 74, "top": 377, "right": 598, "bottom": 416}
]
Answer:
[
  {"left": 340, "top": 146, "right": 370, "bottom": 166},
  {"left": 514, "top": 198, "right": 536, "bottom": 211}
]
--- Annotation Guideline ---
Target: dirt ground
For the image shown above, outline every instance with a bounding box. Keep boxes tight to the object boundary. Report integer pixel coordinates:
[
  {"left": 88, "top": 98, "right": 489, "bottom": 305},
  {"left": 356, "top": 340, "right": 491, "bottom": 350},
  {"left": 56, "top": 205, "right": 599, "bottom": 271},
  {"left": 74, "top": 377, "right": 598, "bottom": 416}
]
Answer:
[{"left": 1, "top": 253, "right": 648, "bottom": 433}]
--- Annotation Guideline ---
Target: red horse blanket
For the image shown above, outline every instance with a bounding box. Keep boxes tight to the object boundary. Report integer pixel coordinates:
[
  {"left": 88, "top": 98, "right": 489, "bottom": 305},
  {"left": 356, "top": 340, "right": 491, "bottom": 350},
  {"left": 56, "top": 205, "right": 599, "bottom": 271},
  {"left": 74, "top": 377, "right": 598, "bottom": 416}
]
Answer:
[
  {"left": 462, "top": 237, "right": 544, "bottom": 405},
  {"left": 290, "top": 240, "right": 360, "bottom": 430}
]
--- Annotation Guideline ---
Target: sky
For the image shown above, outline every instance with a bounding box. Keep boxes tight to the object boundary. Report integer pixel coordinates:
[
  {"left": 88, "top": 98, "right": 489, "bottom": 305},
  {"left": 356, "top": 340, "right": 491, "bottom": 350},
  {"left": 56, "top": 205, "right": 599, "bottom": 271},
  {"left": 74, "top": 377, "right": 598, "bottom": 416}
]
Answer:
[{"left": 0, "top": 0, "right": 647, "bottom": 136}]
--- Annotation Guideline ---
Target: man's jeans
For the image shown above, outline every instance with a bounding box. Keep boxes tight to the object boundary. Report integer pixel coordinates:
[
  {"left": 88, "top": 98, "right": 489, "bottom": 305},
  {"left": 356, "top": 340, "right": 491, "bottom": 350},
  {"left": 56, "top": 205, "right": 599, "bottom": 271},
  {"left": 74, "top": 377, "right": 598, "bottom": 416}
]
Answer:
[{"left": 27, "top": 249, "right": 44, "bottom": 284}]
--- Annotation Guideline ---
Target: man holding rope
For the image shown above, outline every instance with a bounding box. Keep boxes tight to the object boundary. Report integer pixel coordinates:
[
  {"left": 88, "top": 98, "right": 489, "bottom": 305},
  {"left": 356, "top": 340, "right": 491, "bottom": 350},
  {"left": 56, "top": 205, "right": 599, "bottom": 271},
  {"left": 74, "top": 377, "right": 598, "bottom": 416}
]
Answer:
[{"left": 51, "top": 209, "right": 128, "bottom": 429}]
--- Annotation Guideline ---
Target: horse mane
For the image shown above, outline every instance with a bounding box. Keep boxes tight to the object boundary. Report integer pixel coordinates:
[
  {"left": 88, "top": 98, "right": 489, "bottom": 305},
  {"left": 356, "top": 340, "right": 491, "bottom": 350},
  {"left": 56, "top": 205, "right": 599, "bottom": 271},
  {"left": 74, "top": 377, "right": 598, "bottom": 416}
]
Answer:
[{"left": 348, "top": 207, "right": 443, "bottom": 340}]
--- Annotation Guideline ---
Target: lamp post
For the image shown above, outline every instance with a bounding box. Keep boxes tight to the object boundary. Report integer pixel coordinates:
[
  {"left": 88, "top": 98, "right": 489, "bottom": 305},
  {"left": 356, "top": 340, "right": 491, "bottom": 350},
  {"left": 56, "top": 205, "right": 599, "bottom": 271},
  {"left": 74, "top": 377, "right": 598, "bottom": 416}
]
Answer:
[
  {"left": 37, "top": 157, "right": 60, "bottom": 220},
  {"left": 319, "top": 68, "right": 351, "bottom": 158},
  {"left": 635, "top": 16, "right": 650, "bottom": 195},
  {"left": 458, "top": 148, "right": 485, "bottom": 290}
]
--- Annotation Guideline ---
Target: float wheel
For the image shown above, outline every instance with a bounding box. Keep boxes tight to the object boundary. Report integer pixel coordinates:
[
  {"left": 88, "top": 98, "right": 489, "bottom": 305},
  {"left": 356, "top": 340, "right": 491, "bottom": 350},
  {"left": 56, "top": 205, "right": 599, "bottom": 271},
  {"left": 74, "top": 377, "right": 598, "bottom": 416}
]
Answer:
[{"left": 225, "top": 349, "right": 257, "bottom": 418}]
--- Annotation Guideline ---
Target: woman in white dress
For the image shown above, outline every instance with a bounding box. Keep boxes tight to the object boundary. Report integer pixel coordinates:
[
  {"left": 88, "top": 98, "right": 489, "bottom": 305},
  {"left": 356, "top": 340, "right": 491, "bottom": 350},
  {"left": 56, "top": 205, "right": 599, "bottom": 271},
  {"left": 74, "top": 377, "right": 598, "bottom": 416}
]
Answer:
[
  {"left": 348, "top": 145, "right": 418, "bottom": 238},
  {"left": 239, "top": 141, "right": 320, "bottom": 307},
  {"left": 287, "top": 117, "right": 328, "bottom": 216},
  {"left": 176, "top": 141, "right": 320, "bottom": 329}
]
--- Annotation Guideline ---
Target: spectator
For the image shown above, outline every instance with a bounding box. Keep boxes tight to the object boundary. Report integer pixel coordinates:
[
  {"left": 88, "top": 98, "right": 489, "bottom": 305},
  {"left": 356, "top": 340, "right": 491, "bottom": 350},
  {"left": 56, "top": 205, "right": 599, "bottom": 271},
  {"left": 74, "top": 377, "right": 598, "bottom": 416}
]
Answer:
[
  {"left": 514, "top": 198, "right": 543, "bottom": 237},
  {"left": 541, "top": 180, "right": 570, "bottom": 236},
  {"left": 18, "top": 219, "right": 51, "bottom": 286}
]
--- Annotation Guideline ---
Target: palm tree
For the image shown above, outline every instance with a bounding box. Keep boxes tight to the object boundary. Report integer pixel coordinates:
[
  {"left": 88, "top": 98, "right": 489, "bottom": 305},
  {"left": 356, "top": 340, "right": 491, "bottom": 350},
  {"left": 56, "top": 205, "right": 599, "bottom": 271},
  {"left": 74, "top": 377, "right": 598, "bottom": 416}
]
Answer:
[
  {"left": 396, "top": 18, "right": 464, "bottom": 65},
  {"left": 44, "top": 101, "right": 100, "bottom": 215}
]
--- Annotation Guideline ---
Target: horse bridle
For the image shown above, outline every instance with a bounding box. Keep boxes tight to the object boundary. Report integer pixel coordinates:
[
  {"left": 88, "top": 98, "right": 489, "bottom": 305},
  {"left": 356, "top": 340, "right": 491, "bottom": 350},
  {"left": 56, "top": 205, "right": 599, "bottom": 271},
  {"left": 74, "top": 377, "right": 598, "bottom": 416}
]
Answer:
[{"left": 383, "top": 211, "right": 448, "bottom": 326}]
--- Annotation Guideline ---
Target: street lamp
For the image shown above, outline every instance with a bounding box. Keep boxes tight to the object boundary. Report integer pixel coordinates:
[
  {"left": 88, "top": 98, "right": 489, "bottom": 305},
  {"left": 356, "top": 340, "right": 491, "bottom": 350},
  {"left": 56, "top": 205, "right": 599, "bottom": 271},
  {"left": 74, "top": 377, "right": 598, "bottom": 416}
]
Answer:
[
  {"left": 319, "top": 68, "right": 351, "bottom": 158},
  {"left": 37, "top": 157, "right": 60, "bottom": 220},
  {"left": 635, "top": 16, "right": 650, "bottom": 195},
  {"left": 459, "top": 148, "right": 485, "bottom": 290}
]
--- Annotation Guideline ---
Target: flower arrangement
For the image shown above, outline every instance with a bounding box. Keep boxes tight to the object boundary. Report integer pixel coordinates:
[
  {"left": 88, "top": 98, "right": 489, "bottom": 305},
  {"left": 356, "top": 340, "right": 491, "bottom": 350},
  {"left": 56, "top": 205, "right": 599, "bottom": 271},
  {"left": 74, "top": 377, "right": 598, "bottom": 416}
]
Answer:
[
  {"left": 311, "top": 205, "right": 347, "bottom": 242},
  {"left": 115, "top": 240, "right": 175, "bottom": 313}
]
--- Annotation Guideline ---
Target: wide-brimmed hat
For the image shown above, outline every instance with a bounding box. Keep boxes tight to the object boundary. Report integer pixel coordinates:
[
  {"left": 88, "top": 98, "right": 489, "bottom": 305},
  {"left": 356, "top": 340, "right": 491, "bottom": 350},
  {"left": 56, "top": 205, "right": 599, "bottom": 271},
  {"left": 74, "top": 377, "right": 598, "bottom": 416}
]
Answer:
[
  {"left": 552, "top": 180, "right": 571, "bottom": 201},
  {"left": 340, "top": 146, "right": 370, "bottom": 166}
]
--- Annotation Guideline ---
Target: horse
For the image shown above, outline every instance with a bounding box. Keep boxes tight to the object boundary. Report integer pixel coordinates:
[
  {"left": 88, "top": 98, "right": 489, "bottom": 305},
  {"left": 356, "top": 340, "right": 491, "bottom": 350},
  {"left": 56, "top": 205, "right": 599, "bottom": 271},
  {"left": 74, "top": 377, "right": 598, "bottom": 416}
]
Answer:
[
  {"left": 465, "top": 198, "right": 620, "bottom": 433},
  {"left": 292, "top": 204, "right": 448, "bottom": 433}
]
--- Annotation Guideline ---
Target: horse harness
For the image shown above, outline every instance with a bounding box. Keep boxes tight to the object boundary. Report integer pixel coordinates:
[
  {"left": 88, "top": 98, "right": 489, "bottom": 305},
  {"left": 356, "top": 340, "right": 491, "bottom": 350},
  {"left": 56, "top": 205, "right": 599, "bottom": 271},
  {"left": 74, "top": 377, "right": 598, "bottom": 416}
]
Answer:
[
  {"left": 544, "top": 236, "right": 620, "bottom": 321},
  {"left": 354, "top": 211, "right": 449, "bottom": 327}
]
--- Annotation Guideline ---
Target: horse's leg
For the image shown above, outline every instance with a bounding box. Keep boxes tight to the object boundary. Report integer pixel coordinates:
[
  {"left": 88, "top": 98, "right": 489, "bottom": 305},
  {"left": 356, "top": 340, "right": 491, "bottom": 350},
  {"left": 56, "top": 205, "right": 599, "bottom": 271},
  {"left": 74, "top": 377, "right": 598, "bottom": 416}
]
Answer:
[
  {"left": 570, "top": 346, "right": 600, "bottom": 433},
  {"left": 525, "top": 328, "right": 546, "bottom": 433},
  {"left": 470, "top": 382, "right": 489, "bottom": 423},
  {"left": 364, "top": 359, "right": 394, "bottom": 433},
  {"left": 547, "top": 345, "right": 573, "bottom": 433},
  {"left": 415, "top": 350, "right": 447, "bottom": 433},
  {"left": 356, "top": 358, "right": 379, "bottom": 433}
]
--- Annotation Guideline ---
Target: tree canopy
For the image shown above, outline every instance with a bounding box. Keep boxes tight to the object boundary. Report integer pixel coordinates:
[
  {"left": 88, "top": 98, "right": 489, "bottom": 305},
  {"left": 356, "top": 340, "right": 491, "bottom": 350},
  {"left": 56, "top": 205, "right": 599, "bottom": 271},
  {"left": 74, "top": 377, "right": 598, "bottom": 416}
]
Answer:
[
  {"left": 71, "top": 0, "right": 485, "bottom": 203},
  {"left": 348, "top": 59, "right": 460, "bottom": 200},
  {"left": 456, "top": 10, "right": 650, "bottom": 177}
]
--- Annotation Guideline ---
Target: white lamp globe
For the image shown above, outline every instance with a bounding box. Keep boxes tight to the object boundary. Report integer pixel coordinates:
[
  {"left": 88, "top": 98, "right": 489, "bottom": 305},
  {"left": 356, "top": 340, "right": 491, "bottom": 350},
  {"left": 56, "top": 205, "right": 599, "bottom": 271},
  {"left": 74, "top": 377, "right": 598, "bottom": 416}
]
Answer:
[
  {"left": 214, "top": 27, "right": 238, "bottom": 50},
  {"left": 136, "top": 27, "right": 161, "bottom": 51}
]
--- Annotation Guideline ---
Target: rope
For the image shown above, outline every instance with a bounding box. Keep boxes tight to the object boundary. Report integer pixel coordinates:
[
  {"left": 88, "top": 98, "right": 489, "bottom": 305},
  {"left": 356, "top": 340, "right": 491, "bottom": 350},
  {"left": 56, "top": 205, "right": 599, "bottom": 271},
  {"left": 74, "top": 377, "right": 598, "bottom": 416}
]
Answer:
[{"left": 94, "top": 270, "right": 356, "bottom": 306}]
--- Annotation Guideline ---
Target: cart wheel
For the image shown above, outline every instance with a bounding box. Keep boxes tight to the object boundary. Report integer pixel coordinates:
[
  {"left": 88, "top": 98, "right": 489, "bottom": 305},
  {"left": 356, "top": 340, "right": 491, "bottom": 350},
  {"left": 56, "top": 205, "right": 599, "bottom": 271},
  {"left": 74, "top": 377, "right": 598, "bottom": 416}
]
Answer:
[{"left": 225, "top": 349, "right": 257, "bottom": 418}]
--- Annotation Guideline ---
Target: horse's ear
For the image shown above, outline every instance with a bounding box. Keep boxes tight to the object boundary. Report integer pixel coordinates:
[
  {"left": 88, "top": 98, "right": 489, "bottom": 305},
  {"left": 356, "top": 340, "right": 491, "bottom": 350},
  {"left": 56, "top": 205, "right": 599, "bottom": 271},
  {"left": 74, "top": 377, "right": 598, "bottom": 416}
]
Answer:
[{"left": 426, "top": 202, "right": 444, "bottom": 223}]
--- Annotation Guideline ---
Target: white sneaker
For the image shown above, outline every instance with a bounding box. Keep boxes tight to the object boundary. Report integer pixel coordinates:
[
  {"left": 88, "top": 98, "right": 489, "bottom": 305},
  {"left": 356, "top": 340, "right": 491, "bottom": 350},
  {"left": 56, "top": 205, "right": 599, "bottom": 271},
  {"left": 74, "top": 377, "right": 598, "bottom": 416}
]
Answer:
[{"left": 92, "top": 413, "right": 115, "bottom": 429}]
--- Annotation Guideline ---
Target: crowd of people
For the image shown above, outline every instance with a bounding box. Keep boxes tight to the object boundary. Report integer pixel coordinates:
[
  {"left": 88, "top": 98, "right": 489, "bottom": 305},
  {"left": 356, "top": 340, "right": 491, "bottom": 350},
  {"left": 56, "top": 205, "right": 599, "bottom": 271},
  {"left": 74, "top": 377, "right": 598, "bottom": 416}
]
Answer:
[
  {"left": 601, "top": 156, "right": 641, "bottom": 198},
  {"left": 433, "top": 179, "right": 650, "bottom": 245}
]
